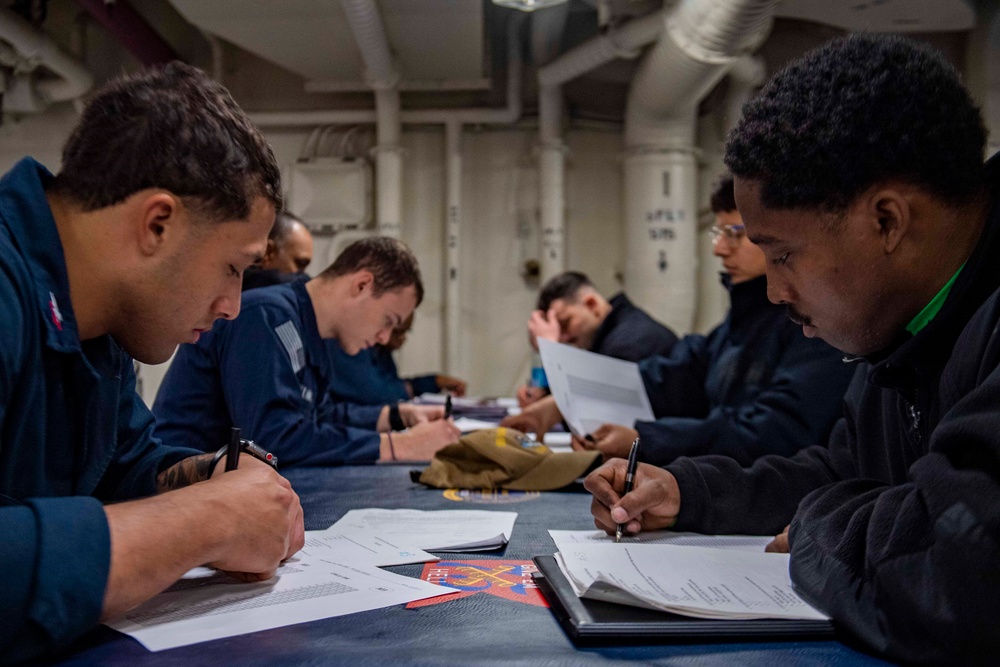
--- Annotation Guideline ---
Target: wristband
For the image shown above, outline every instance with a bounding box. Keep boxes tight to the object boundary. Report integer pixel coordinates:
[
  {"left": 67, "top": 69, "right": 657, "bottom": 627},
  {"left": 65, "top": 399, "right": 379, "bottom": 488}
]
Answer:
[
  {"left": 208, "top": 438, "right": 278, "bottom": 476},
  {"left": 386, "top": 431, "right": 397, "bottom": 461},
  {"left": 388, "top": 403, "right": 406, "bottom": 431}
]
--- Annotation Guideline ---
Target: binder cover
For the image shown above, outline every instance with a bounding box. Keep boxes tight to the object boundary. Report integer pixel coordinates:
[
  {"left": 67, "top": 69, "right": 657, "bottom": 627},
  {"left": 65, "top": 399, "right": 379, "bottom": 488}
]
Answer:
[{"left": 532, "top": 555, "right": 836, "bottom": 645}]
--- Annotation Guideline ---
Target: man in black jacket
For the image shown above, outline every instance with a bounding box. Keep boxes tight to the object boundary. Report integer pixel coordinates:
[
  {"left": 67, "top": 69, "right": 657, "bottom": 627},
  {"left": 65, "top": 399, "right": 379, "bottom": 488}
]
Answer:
[
  {"left": 506, "top": 177, "right": 852, "bottom": 466},
  {"left": 516, "top": 271, "right": 678, "bottom": 404},
  {"left": 241, "top": 210, "right": 313, "bottom": 291},
  {"left": 586, "top": 35, "right": 1000, "bottom": 664}
]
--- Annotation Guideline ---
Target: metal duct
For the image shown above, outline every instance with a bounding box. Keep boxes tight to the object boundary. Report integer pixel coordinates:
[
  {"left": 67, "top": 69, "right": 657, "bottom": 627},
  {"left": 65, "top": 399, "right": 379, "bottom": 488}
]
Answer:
[
  {"left": 623, "top": 0, "right": 779, "bottom": 332},
  {"left": 536, "top": 10, "right": 667, "bottom": 282}
]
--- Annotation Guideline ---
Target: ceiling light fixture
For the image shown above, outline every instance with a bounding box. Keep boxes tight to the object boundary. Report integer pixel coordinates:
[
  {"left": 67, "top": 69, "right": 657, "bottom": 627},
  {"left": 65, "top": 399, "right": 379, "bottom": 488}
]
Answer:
[{"left": 492, "top": 0, "right": 569, "bottom": 12}]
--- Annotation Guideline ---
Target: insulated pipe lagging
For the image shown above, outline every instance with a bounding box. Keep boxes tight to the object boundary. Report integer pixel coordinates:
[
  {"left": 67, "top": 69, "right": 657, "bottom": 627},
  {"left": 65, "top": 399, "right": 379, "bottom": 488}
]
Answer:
[
  {"left": 340, "top": 0, "right": 402, "bottom": 237},
  {"left": 445, "top": 121, "right": 462, "bottom": 373},
  {"left": 537, "top": 11, "right": 665, "bottom": 87},
  {"left": 339, "top": 0, "right": 398, "bottom": 88},
  {"left": 622, "top": 0, "right": 780, "bottom": 332},
  {"left": 670, "top": 0, "right": 777, "bottom": 61},
  {"left": 536, "top": 10, "right": 668, "bottom": 281}
]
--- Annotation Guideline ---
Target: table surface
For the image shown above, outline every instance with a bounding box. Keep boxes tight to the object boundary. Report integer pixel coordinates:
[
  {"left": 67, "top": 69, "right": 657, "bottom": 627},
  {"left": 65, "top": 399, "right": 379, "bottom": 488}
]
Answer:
[{"left": 34, "top": 465, "right": 894, "bottom": 667}]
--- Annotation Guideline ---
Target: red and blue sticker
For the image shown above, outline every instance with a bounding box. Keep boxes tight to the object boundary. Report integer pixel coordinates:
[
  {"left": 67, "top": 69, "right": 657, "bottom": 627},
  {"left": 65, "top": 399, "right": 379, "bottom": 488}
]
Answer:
[{"left": 406, "top": 560, "right": 548, "bottom": 608}]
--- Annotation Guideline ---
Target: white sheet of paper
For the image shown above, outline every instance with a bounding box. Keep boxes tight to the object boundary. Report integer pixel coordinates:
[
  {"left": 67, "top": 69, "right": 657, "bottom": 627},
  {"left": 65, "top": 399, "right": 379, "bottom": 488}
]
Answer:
[
  {"left": 537, "top": 338, "right": 654, "bottom": 436},
  {"left": 554, "top": 543, "right": 828, "bottom": 621},
  {"left": 548, "top": 529, "right": 772, "bottom": 553},
  {"left": 453, "top": 417, "right": 500, "bottom": 432},
  {"left": 107, "top": 554, "right": 453, "bottom": 651},
  {"left": 326, "top": 508, "right": 517, "bottom": 552},
  {"left": 303, "top": 530, "right": 438, "bottom": 567}
]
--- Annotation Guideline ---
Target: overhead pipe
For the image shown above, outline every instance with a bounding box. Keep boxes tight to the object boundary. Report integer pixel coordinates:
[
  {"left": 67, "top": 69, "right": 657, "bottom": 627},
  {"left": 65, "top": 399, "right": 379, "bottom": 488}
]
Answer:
[
  {"left": 722, "top": 55, "right": 765, "bottom": 135},
  {"left": 535, "top": 10, "right": 668, "bottom": 282},
  {"left": 623, "top": 0, "right": 778, "bottom": 332},
  {"left": 340, "top": 0, "right": 403, "bottom": 238},
  {"left": 0, "top": 4, "right": 93, "bottom": 113},
  {"left": 444, "top": 121, "right": 462, "bottom": 374}
]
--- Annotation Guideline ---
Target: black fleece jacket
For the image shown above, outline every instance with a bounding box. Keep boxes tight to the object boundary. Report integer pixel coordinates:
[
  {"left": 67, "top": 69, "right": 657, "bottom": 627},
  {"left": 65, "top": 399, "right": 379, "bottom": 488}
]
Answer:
[
  {"left": 666, "top": 155, "right": 1000, "bottom": 664},
  {"left": 636, "top": 275, "right": 852, "bottom": 466},
  {"left": 589, "top": 293, "right": 678, "bottom": 362}
]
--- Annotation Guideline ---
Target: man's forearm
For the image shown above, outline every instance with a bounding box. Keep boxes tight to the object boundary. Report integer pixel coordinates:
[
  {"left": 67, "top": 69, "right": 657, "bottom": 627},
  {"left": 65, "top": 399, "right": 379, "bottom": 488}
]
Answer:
[
  {"left": 101, "top": 487, "right": 224, "bottom": 620},
  {"left": 155, "top": 453, "right": 214, "bottom": 493}
]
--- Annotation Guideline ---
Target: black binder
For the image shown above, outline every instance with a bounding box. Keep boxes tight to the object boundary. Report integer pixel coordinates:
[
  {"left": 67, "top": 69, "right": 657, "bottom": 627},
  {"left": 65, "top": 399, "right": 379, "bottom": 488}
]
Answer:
[{"left": 532, "top": 555, "right": 836, "bottom": 646}]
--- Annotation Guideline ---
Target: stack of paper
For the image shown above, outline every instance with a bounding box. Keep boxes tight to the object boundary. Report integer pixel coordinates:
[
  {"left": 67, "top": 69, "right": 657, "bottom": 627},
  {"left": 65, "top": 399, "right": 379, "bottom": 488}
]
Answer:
[
  {"left": 549, "top": 529, "right": 773, "bottom": 553},
  {"left": 326, "top": 508, "right": 517, "bottom": 552},
  {"left": 107, "top": 511, "right": 521, "bottom": 651},
  {"left": 107, "top": 535, "right": 453, "bottom": 651},
  {"left": 304, "top": 530, "right": 438, "bottom": 566},
  {"left": 553, "top": 542, "right": 828, "bottom": 621}
]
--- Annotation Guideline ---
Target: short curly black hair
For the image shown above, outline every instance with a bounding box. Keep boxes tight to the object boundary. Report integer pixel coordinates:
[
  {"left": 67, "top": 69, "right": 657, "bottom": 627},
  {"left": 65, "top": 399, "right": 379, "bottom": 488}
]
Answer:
[{"left": 725, "top": 34, "right": 986, "bottom": 212}]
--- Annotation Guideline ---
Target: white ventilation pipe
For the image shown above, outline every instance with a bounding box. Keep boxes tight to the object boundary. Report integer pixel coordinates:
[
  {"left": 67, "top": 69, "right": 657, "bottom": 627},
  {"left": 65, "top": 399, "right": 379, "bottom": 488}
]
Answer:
[
  {"left": 536, "top": 10, "right": 667, "bottom": 282},
  {"left": 445, "top": 120, "right": 462, "bottom": 373},
  {"left": 0, "top": 4, "right": 92, "bottom": 113},
  {"left": 340, "top": 0, "right": 403, "bottom": 237},
  {"left": 538, "top": 84, "right": 565, "bottom": 282},
  {"left": 723, "top": 55, "right": 765, "bottom": 136},
  {"left": 623, "top": 0, "right": 778, "bottom": 332},
  {"left": 373, "top": 88, "right": 403, "bottom": 237}
]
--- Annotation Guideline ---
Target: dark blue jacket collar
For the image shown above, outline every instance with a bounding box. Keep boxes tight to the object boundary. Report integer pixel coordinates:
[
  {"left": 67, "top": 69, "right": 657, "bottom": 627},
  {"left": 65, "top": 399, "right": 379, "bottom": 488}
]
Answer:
[
  {"left": 291, "top": 278, "right": 325, "bottom": 366},
  {"left": 721, "top": 273, "right": 772, "bottom": 326},
  {"left": 0, "top": 157, "right": 81, "bottom": 355}
]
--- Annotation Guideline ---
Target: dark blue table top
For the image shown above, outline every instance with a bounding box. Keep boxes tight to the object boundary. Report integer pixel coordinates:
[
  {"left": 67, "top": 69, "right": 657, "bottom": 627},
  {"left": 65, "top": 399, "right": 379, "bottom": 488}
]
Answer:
[{"left": 34, "top": 465, "right": 894, "bottom": 667}]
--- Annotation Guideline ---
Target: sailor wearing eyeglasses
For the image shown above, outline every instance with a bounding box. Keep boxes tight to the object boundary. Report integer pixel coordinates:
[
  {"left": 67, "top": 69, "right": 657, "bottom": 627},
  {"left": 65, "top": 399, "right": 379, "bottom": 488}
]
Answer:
[{"left": 558, "top": 174, "right": 855, "bottom": 468}]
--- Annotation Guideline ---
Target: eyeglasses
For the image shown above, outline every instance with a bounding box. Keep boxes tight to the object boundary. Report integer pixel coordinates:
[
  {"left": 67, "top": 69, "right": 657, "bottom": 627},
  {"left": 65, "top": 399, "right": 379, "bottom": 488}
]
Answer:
[{"left": 709, "top": 224, "right": 746, "bottom": 248}]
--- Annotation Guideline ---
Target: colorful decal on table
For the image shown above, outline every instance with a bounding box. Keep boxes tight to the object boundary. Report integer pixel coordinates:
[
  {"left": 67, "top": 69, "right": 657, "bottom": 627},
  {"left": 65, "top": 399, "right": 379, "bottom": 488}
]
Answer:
[
  {"left": 442, "top": 488, "right": 541, "bottom": 504},
  {"left": 406, "top": 560, "right": 547, "bottom": 608}
]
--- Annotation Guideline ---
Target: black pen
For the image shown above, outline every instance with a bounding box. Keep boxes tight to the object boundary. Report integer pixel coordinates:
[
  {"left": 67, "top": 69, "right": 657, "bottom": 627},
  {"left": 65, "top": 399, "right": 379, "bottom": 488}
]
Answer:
[
  {"left": 225, "top": 426, "right": 242, "bottom": 472},
  {"left": 444, "top": 393, "right": 453, "bottom": 420},
  {"left": 615, "top": 437, "right": 641, "bottom": 543}
]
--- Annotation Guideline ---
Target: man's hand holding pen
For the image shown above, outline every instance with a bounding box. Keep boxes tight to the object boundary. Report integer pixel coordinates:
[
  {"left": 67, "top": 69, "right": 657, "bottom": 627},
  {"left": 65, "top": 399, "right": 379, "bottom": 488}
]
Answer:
[
  {"left": 202, "top": 463, "right": 305, "bottom": 580},
  {"left": 584, "top": 459, "right": 681, "bottom": 537},
  {"left": 571, "top": 424, "right": 638, "bottom": 459}
]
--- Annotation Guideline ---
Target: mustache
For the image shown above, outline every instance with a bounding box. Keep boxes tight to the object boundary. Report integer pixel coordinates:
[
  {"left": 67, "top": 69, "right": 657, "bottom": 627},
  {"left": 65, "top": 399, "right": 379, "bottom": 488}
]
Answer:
[{"left": 786, "top": 306, "right": 813, "bottom": 327}]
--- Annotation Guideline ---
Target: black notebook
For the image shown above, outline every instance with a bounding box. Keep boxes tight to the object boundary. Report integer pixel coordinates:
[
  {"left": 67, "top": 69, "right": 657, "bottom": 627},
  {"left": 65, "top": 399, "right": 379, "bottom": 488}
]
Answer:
[{"left": 532, "top": 555, "right": 836, "bottom": 645}]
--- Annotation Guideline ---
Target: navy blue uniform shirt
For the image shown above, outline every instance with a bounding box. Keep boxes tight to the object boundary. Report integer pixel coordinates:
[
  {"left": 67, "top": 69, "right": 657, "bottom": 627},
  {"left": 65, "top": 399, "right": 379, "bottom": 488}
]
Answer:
[
  {"left": 0, "top": 158, "right": 201, "bottom": 664},
  {"left": 326, "top": 340, "right": 438, "bottom": 406},
  {"left": 153, "top": 281, "right": 383, "bottom": 466}
]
